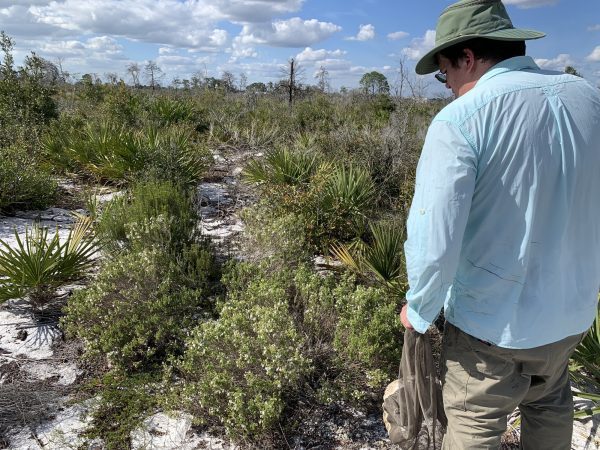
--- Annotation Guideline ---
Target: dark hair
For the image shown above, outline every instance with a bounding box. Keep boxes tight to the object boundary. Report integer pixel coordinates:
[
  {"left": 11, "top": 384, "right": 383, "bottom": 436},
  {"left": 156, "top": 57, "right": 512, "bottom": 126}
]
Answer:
[{"left": 438, "top": 38, "right": 526, "bottom": 68}]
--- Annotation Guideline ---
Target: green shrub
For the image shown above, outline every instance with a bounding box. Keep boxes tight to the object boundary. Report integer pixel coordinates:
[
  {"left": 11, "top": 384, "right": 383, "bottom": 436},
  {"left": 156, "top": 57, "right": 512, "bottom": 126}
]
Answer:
[
  {"left": 77, "top": 74, "right": 106, "bottom": 104},
  {"left": 331, "top": 219, "right": 407, "bottom": 295},
  {"left": 173, "top": 262, "right": 402, "bottom": 440},
  {"left": 318, "top": 164, "right": 376, "bottom": 239},
  {"left": 293, "top": 95, "right": 336, "bottom": 133},
  {"left": 0, "top": 143, "right": 57, "bottom": 212},
  {"left": 175, "top": 263, "right": 310, "bottom": 439},
  {"left": 291, "top": 267, "right": 402, "bottom": 403},
  {"left": 147, "top": 95, "right": 196, "bottom": 126},
  {"left": 63, "top": 247, "right": 212, "bottom": 371},
  {"left": 288, "top": 162, "right": 376, "bottom": 248},
  {"left": 240, "top": 202, "right": 311, "bottom": 267},
  {"left": 102, "top": 83, "right": 144, "bottom": 127},
  {"left": 332, "top": 284, "right": 402, "bottom": 400},
  {"left": 42, "top": 118, "right": 210, "bottom": 186},
  {"left": 96, "top": 180, "right": 198, "bottom": 255},
  {"left": 243, "top": 147, "right": 319, "bottom": 186},
  {"left": 244, "top": 151, "right": 377, "bottom": 249},
  {"left": 83, "top": 372, "right": 161, "bottom": 450},
  {"left": 0, "top": 216, "right": 98, "bottom": 308},
  {"left": 139, "top": 124, "right": 212, "bottom": 188},
  {"left": 43, "top": 120, "right": 145, "bottom": 183}
]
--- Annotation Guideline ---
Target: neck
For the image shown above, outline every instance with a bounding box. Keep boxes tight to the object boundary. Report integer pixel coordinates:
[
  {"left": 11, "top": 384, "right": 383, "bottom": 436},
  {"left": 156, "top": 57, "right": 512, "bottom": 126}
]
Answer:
[{"left": 458, "top": 60, "right": 496, "bottom": 97}]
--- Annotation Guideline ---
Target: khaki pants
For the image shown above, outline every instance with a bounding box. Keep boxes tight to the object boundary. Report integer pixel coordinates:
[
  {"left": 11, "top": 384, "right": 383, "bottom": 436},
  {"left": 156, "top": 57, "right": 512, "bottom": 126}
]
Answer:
[{"left": 441, "top": 322, "right": 584, "bottom": 450}]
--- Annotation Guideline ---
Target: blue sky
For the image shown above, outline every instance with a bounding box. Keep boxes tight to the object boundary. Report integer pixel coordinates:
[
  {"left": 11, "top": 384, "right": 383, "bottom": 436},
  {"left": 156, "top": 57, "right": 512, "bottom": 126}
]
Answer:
[{"left": 2, "top": 0, "right": 599, "bottom": 95}]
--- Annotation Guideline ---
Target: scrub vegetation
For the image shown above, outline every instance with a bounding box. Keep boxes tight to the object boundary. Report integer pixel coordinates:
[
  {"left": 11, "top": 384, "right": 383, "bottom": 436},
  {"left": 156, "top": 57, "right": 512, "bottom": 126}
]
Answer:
[{"left": 0, "top": 31, "right": 597, "bottom": 448}]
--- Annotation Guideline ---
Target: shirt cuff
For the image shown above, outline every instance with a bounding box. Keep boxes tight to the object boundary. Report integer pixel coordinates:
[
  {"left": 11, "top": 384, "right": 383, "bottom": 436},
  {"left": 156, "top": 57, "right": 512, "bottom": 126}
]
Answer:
[{"left": 407, "top": 305, "right": 432, "bottom": 334}]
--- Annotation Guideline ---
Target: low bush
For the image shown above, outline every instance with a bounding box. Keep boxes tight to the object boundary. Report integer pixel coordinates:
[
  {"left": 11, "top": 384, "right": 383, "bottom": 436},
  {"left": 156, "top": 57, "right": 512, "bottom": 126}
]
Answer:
[
  {"left": 82, "top": 372, "right": 161, "bottom": 450},
  {"left": 139, "top": 124, "right": 212, "bottom": 188},
  {"left": 240, "top": 202, "right": 311, "bottom": 267},
  {"left": 42, "top": 120, "right": 145, "bottom": 183},
  {"left": 332, "top": 284, "right": 402, "bottom": 401},
  {"left": 146, "top": 95, "right": 196, "bottom": 126},
  {"left": 243, "top": 151, "right": 377, "bottom": 250},
  {"left": 0, "top": 143, "right": 57, "bottom": 212},
  {"left": 291, "top": 267, "right": 402, "bottom": 403},
  {"left": 63, "top": 246, "right": 213, "bottom": 372},
  {"left": 96, "top": 179, "right": 198, "bottom": 255},
  {"left": 175, "top": 263, "right": 310, "bottom": 439},
  {"left": 318, "top": 164, "right": 377, "bottom": 243},
  {"left": 101, "top": 83, "right": 144, "bottom": 127},
  {"left": 293, "top": 95, "right": 337, "bottom": 134},
  {"left": 42, "top": 120, "right": 211, "bottom": 186},
  {"left": 331, "top": 219, "right": 407, "bottom": 294},
  {"left": 243, "top": 147, "right": 319, "bottom": 186},
  {"left": 172, "top": 262, "right": 402, "bottom": 441}
]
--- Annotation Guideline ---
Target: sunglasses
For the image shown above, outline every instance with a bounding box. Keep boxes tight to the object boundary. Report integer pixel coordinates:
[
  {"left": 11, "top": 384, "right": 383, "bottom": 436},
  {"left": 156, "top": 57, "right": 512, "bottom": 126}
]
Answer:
[{"left": 435, "top": 70, "right": 447, "bottom": 84}]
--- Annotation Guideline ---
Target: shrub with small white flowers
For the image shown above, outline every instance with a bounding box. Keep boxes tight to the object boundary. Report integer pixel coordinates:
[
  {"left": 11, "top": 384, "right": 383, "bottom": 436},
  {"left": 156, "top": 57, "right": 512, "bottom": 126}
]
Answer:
[
  {"left": 171, "top": 262, "right": 402, "bottom": 440},
  {"left": 175, "top": 264, "right": 310, "bottom": 438}
]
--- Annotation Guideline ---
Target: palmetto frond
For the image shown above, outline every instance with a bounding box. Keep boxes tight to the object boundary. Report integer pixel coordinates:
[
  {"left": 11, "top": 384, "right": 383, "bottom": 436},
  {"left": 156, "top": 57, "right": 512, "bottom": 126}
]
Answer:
[
  {"left": 570, "top": 296, "right": 600, "bottom": 418},
  {"left": 242, "top": 148, "right": 319, "bottom": 186},
  {"left": 330, "top": 221, "right": 406, "bottom": 295},
  {"left": 0, "top": 216, "right": 100, "bottom": 306},
  {"left": 323, "top": 165, "right": 376, "bottom": 213}
]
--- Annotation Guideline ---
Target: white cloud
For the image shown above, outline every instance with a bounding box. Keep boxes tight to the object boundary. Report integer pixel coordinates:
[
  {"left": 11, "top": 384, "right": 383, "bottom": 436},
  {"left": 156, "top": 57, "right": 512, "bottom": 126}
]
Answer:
[
  {"left": 0, "top": 4, "right": 73, "bottom": 39},
  {"left": 36, "top": 40, "right": 86, "bottom": 56},
  {"left": 210, "top": 29, "right": 228, "bottom": 47},
  {"left": 587, "top": 46, "right": 600, "bottom": 62},
  {"left": 0, "top": 0, "right": 52, "bottom": 5},
  {"left": 236, "top": 18, "right": 341, "bottom": 47},
  {"left": 150, "top": 53, "right": 215, "bottom": 84},
  {"left": 387, "top": 31, "right": 409, "bottom": 41},
  {"left": 401, "top": 30, "right": 436, "bottom": 60},
  {"left": 503, "top": 0, "right": 558, "bottom": 8},
  {"left": 310, "top": 58, "right": 351, "bottom": 72},
  {"left": 295, "top": 47, "right": 346, "bottom": 62},
  {"left": 588, "top": 25, "right": 600, "bottom": 32},
  {"left": 346, "top": 24, "right": 375, "bottom": 41},
  {"left": 23, "top": 35, "right": 129, "bottom": 79},
  {"left": 224, "top": 61, "right": 282, "bottom": 80},
  {"left": 227, "top": 39, "right": 258, "bottom": 63},
  {"left": 22, "top": 0, "right": 304, "bottom": 51},
  {"left": 159, "top": 47, "right": 175, "bottom": 55},
  {"left": 349, "top": 65, "right": 394, "bottom": 75},
  {"left": 156, "top": 54, "right": 210, "bottom": 68},
  {"left": 157, "top": 55, "right": 197, "bottom": 66},
  {"left": 86, "top": 36, "right": 122, "bottom": 53},
  {"left": 212, "top": 0, "right": 305, "bottom": 23},
  {"left": 36, "top": 36, "right": 124, "bottom": 58},
  {"left": 535, "top": 53, "right": 574, "bottom": 70}
]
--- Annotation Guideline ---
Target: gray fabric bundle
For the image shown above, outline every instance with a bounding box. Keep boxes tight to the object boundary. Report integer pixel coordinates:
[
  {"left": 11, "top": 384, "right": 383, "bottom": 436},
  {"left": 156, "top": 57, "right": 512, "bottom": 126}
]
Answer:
[{"left": 382, "top": 329, "right": 447, "bottom": 449}]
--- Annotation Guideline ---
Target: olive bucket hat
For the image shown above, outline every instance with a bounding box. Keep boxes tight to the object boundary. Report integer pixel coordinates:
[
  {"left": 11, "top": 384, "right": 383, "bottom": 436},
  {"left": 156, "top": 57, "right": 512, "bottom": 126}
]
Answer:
[{"left": 415, "top": 0, "right": 545, "bottom": 75}]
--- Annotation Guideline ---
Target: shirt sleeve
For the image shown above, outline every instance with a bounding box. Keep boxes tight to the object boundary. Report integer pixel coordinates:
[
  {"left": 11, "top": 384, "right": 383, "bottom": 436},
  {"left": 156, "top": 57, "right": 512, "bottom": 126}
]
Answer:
[{"left": 404, "top": 119, "right": 477, "bottom": 333}]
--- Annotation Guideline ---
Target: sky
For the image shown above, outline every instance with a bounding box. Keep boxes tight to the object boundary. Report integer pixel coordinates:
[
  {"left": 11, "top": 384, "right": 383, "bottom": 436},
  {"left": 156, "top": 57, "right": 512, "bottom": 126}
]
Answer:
[{"left": 2, "top": 0, "right": 600, "bottom": 95}]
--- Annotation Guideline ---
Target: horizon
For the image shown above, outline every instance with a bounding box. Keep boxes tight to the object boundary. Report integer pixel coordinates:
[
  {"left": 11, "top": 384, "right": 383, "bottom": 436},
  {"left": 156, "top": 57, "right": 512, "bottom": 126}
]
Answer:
[{"left": 3, "top": 0, "right": 600, "bottom": 95}]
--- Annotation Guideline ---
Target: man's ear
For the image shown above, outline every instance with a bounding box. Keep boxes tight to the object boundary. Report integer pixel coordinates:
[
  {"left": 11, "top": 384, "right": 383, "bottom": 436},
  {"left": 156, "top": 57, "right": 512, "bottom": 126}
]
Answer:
[{"left": 462, "top": 48, "right": 477, "bottom": 72}]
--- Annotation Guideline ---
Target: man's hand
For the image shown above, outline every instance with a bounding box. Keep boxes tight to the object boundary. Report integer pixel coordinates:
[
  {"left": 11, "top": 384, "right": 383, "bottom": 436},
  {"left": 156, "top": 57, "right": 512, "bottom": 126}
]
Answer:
[{"left": 400, "top": 304, "right": 414, "bottom": 330}]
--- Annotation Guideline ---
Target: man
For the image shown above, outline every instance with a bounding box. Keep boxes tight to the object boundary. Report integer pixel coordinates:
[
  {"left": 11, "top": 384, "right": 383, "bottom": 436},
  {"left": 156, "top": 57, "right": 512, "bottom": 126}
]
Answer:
[{"left": 399, "top": 0, "right": 600, "bottom": 448}]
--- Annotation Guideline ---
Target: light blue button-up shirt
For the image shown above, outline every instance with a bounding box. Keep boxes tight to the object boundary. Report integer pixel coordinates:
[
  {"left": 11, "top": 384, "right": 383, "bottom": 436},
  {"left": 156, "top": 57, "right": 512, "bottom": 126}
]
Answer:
[{"left": 405, "top": 56, "right": 600, "bottom": 349}]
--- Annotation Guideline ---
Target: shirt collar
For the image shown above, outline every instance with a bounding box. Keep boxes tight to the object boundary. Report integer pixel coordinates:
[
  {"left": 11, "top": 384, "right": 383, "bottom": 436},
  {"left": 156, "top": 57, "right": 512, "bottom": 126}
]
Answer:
[{"left": 478, "top": 56, "right": 540, "bottom": 85}]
